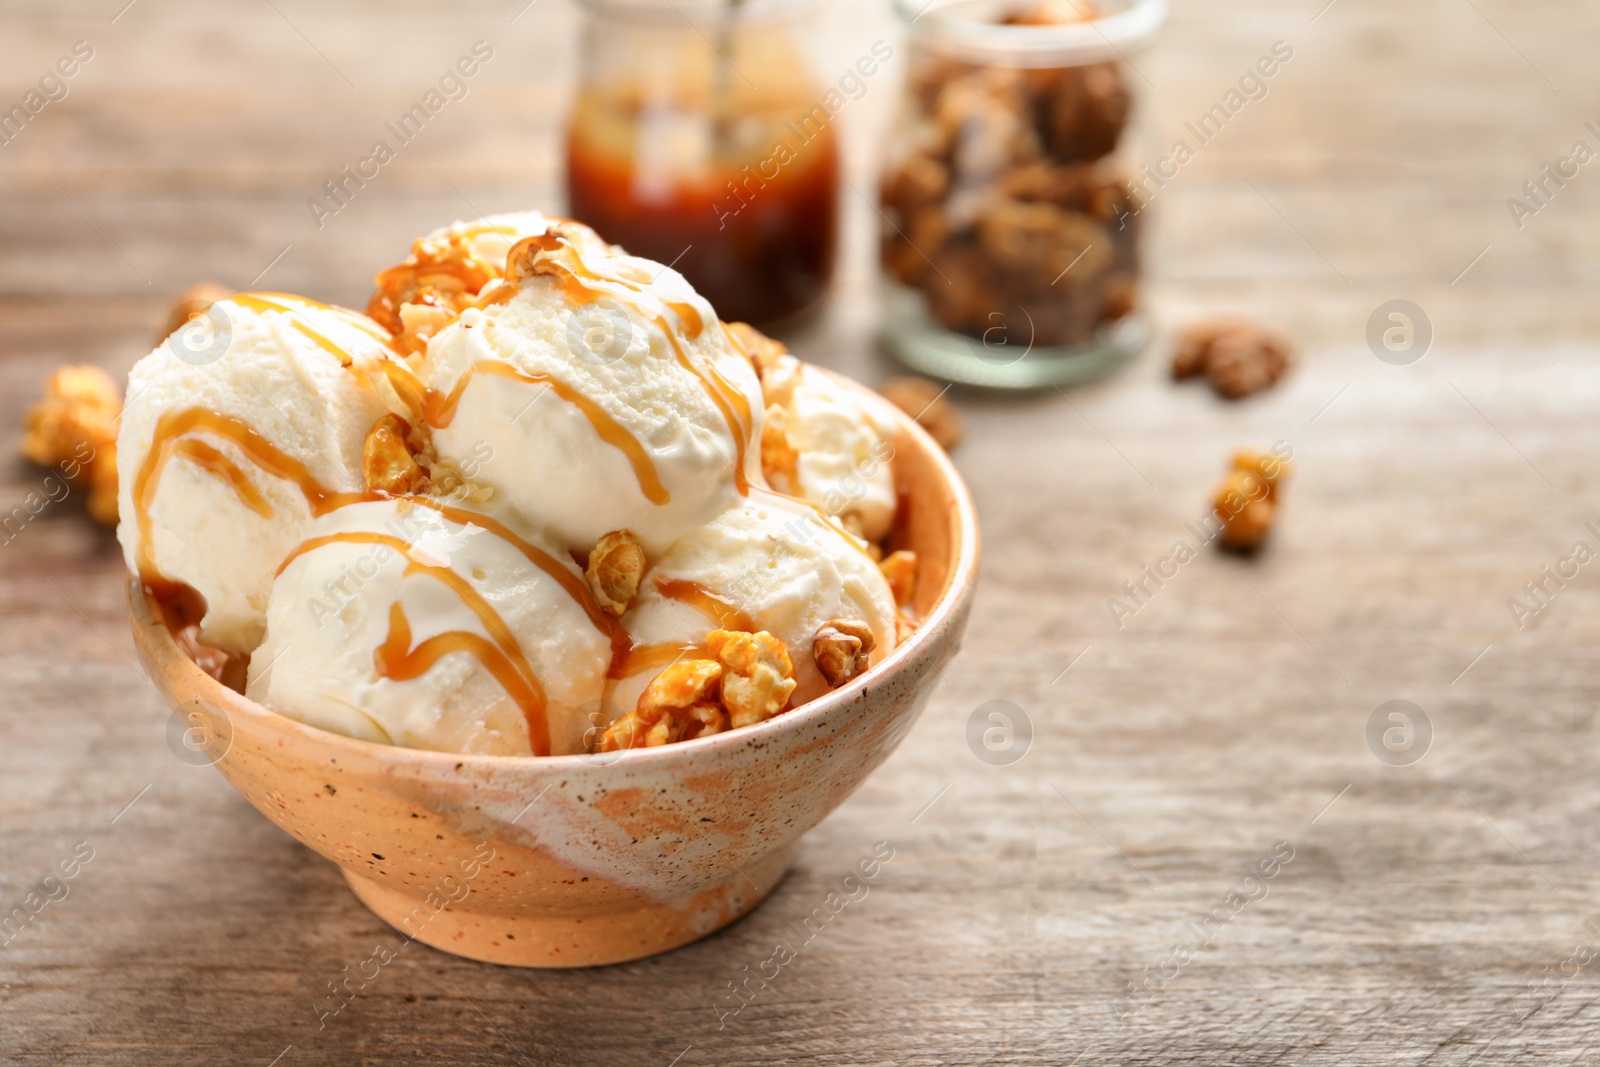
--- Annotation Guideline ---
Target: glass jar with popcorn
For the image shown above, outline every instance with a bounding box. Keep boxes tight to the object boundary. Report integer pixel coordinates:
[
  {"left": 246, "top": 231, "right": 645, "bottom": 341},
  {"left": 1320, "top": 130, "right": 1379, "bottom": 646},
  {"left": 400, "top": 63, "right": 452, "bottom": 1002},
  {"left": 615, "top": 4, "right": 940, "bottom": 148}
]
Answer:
[{"left": 878, "top": 0, "right": 1166, "bottom": 388}]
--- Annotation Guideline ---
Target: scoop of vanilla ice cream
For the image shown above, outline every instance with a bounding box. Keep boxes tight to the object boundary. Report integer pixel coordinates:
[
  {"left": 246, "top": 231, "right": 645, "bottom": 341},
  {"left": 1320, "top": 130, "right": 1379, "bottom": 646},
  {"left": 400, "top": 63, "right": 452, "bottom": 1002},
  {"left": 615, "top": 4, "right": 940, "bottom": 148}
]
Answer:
[
  {"left": 610, "top": 496, "right": 898, "bottom": 714},
  {"left": 245, "top": 498, "right": 614, "bottom": 757},
  {"left": 434, "top": 210, "right": 552, "bottom": 267},
  {"left": 762, "top": 355, "right": 899, "bottom": 542},
  {"left": 421, "top": 222, "right": 765, "bottom": 556},
  {"left": 117, "top": 293, "right": 395, "bottom": 654}
]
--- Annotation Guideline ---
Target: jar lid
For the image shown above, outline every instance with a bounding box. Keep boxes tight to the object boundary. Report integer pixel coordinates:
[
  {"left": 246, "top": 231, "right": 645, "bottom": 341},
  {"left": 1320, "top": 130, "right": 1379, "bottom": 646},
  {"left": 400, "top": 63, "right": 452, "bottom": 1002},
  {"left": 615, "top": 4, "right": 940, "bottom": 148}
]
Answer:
[{"left": 897, "top": 0, "right": 1167, "bottom": 67}]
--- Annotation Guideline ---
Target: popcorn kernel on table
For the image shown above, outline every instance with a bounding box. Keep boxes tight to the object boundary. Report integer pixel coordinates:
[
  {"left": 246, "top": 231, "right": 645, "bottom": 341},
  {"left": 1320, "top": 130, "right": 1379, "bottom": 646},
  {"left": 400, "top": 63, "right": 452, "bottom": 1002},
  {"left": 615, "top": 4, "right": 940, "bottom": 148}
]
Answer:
[
  {"left": 156, "top": 282, "right": 232, "bottom": 346},
  {"left": 1211, "top": 449, "right": 1292, "bottom": 550},
  {"left": 22, "top": 364, "right": 122, "bottom": 525},
  {"left": 1172, "top": 317, "right": 1293, "bottom": 399}
]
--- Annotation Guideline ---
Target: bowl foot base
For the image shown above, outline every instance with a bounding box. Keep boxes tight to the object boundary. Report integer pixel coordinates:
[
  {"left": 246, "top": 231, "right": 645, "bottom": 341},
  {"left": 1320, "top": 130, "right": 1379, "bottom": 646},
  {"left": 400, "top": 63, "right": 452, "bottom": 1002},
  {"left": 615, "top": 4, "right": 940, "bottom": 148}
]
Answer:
[{"left": 341, "top": 848, "right": 793, "bottom": 968}]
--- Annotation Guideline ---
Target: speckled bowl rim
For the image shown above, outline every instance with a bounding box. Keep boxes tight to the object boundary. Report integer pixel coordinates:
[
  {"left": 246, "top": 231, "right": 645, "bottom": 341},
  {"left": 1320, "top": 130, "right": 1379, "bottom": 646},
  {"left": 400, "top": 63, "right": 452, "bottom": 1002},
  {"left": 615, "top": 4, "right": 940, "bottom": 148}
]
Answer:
[{"left": 130, "top": 387, "right": 979, "bottom": 774}]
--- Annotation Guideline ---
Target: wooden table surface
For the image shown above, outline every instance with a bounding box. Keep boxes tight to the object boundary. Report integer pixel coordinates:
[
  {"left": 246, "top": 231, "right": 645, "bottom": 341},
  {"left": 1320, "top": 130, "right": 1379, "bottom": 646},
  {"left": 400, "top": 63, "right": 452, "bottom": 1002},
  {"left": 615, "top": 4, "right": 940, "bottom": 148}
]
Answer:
[{"left": 3, "top": 0, "right": 1597, "bottom": 1063}]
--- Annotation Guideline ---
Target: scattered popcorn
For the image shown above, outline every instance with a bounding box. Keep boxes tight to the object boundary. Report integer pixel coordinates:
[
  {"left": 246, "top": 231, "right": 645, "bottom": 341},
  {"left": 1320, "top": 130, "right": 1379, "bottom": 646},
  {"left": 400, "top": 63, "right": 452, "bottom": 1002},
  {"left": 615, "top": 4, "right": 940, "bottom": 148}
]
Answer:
[
  {"left": 156, "top": 282, "right": 232, "bottom": 346},
  {"left": 22, "top": 365, "right": 122, "bottom": 525},
  {"left": 361, "top": 414, "right": 427, "bottom": 496},
  {"left": 1173, "top": 318, "right": 1293, "bottom": 399},
  {"left": 586, "top": 529, "right": 646, "bottom": 618},
  {"left": 813, "top": 618, "right": 877, "bottom": 688},
  {"left": 1212, "top": 448, "right": 1292, "bottom": 550},
  {"left": 598, "top": 628, "right": 798, "bottom": 749}
]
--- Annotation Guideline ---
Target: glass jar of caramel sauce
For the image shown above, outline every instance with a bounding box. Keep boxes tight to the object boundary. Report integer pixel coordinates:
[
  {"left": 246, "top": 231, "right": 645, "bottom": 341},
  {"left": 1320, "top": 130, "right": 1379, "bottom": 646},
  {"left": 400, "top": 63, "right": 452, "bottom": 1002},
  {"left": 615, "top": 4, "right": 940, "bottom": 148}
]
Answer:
[{"left": 566, "top": 0, "right": 839, "bottom": 326}]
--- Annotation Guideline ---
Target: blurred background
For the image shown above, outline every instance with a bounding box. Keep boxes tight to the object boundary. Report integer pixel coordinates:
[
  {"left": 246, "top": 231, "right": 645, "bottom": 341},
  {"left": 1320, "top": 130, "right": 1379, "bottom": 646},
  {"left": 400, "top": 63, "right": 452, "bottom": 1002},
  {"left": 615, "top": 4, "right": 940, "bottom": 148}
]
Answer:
[{"left": 5, "top": 1, "right": 1600, "bottom": 1064}]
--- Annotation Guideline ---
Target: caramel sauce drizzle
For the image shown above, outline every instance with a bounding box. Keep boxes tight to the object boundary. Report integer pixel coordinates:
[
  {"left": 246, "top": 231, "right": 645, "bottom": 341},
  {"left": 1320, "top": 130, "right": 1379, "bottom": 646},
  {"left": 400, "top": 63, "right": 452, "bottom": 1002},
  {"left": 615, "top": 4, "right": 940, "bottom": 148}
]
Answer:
[
  {"left": 230, "top": 292, "right": 396, "bottom": 367},
  {"left": 398, "top": 497, "right": 631, "bottom": 667},
  {"left": 748, "top": 486, "right": 881, "bottom": 566},
  {"left": 609, "top": 574, "right": 758, "bottom": 680},
  {"left": 472, "top": 282, "right": 517, "bottom": 310},
  {"left": 377, "top": 359, "right": 669, "bottom": 506},
  {"left": 133, "top": 407, "right": 363, "bottom": 598},
  {"left": 134, "top": 410, "right": 626, "bottom": 679},
  {"left": 653, "top": 576, "right": 756, "bottom": 633},
  {"left": 279, "top": 530, "right": 554, "bottom": 756},
  {"left": 612, "top": 640, "right": 708, "bottom": 680},
  {"left": 456, "top": 222, "right": 521, "bottom": 241},
  {"left": 501, "top": 231, "right": 757, "bottom": 495},
  {"left": 168, "top": 439, "right": 274, "bottom": 518},
  {"left": 376, "top": 602, "right": 550, "bottom": 755},
  {"left": 606, "top": 577, "right": 755, "bottom": 680}
]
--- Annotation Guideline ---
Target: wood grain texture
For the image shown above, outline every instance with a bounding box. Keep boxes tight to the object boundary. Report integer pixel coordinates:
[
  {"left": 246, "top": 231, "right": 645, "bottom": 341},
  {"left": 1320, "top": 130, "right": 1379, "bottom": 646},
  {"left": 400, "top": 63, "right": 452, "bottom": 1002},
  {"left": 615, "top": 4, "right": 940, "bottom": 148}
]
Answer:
[{"left": 1, "top": 0, "right": 1596, "bottom": 1063}]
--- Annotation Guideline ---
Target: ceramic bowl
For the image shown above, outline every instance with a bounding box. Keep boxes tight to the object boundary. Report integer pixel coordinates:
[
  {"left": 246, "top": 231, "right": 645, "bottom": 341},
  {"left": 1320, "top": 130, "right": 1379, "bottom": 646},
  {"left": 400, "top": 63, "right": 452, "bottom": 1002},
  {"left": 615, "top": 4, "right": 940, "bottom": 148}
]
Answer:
[{"left": 128, "top": 401, "right": 979, "bottom": 968}]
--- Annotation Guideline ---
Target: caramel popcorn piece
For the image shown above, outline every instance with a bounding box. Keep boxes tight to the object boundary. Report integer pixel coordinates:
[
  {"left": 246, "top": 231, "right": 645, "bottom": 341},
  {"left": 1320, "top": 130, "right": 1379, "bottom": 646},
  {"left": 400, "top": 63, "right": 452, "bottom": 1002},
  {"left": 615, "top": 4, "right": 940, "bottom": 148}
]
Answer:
[
  {"left": 1211, "top": 449, "right": 1292, "bottom": 551},
  {"left": 598, "top": 629, "right": 799, "bottom": 749},
  {"left": 881, "top": 153, "right": 951, "bottom": 220},
  {"left": 933, "top": 69, "right": 1042, "bottom": 182},
  {"left": 1231, "top": 448, "right": 1292, "bottom": 495},
  {"left": 1207, "top": 330, "right": 1292, "bottom": 399},
  {"left": 1172, "top": 318, "right": 1247, "bottom": 378},
  {"left": 998, "top": 161, "right": 1123, "bottom": 220},
  {"left": 600, "top": 659, "right": 728, "bottom": 751},
  {"left": 361, "top": 414, "right": 427, "bottom": 496},
  {"left": 156, "top": 282, "right": 232, "bottom": 346},
  {"left": 725, "top": 321, "right": 788, "bottom": 379},
  {"left": 22, "top": 365, "right": 122, "bottom": 525},
  {"left": 728, "top": 323, "right": 803, "bottom": 412},
  {"left": 759, "top": 404, "right": 800, "bottom": 491},
  {"left": 878, "top": 377, "right": 963, "bottom": 451},
  {"left": 1041, "top": 62, "right": 1130, "bottom": 162},
  {"left": 707, "top": 629, "right": 798, "bottom": 728},
  {"left": 369, "top": 232, "right": 507, "bottom": 356},
  {"left": 975, "top": 198, "right": 1111, "bottom": 279},
  {"left": 922, "top": 244, "right": 1005, "bottom": 336},
  {"left": 814, "top": 618, "right": 877, "bottom": 688},
  {"left": 879, "top": 550, "right": 918, "bottom": 610},
  {"left": 586, "top": 530, "right": 645, "bottom": 617},
  {"left": 1172, "top": 318, "right": 1293, "bottom": 399}
]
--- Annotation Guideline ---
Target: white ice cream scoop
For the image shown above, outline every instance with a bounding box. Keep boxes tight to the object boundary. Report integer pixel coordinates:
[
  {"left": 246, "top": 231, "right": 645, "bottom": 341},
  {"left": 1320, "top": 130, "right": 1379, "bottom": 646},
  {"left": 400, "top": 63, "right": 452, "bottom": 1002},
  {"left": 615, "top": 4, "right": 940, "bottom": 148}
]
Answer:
[
  {"left": 760, "top": 354, "right": 900, "bottom": 542},
  {"left": 414, "top": 221, "right": 766, "bottom": 557},
  {"left": 609, "top": 493, "right": 899, "bottom": 716},
  {"left": 245, "top": 497, "right": 619, "bottom": 757},
  {"left": 116, "top": 292, "right": 395, "bottom": 655}
]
